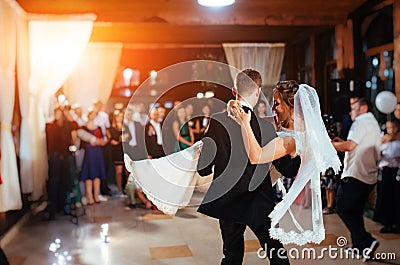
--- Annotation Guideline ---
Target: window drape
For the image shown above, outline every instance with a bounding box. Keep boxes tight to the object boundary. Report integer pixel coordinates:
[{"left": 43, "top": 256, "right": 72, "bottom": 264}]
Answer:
[
  {"left": 27, "top": 16, "right": 95, "bottom": 200},
  {"left": 63, "top": 42, "right": 123, "bottom": 113},
  {"left": 0, "top": 0, "right": 22, "bottom": 212},
  {"left": 16, "top": 7, "right": 32, "bottom": 194}
]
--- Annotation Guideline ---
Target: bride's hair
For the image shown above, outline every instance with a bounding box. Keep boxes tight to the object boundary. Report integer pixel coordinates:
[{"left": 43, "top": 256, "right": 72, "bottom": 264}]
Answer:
[{"left": 274, "top": 80, "right": 299, "bottom": 128}]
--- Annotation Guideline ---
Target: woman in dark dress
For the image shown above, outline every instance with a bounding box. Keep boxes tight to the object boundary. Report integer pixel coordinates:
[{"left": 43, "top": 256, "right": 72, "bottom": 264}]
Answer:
[
  {"left": 108, "top": 110, "right": 125, "bottom": 196},
  {"left": 80, "top": 111, "right": 107, "bottom": 204}
]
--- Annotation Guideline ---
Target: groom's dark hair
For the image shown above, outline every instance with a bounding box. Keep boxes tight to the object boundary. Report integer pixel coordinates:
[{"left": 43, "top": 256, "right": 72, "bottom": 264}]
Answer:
[{"left": 235, "top": 69, "right": 262, "bottom": 97}]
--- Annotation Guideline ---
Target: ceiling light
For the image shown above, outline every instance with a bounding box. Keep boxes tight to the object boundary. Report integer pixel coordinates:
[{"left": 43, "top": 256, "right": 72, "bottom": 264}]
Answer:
[{"left": 197, "top": 0, "right": 235, "bottom": 7}]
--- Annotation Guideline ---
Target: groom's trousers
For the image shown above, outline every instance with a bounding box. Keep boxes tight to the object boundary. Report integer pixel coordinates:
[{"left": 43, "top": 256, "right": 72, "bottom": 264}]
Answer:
[{"left": 219, "top": 220, "right": 290, "bottom": 265}]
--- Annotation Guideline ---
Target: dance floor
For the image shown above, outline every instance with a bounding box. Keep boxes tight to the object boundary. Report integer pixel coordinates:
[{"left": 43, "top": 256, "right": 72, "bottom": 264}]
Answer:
[{"left": 1, "top": 192, "right": 399, "bottom": 265}]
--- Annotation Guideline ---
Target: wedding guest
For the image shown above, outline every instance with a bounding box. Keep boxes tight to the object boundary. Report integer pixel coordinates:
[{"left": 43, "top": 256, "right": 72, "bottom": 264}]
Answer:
[
  {"left": 80, "top": 110, "right": 107, "bottom": 205},
  {"left": 157, "top": 106, "right": 166, "bottom": 123},
  {"left": 108, "top": 110, "right": 125, "bottom": 196},
  {"left": 93, "top": 101, "right": 112, "bottom": 198},
  {"left": 45, "top": 108, "right": 76, "bottom": 219},
  {"left": 145, "top": 108, "right": 165, "bottom": 159},
  {"left": 377, "top": 120, "right": 400, "bottom": 233},
  {"left": 70, "top": 104, "right": 87, "bottom": 127},
  {"left": 256, "top": 101, "right": 267, "bottom": 118},
  {"left": 133, "top": 102, "right": 148, "bottom": 126},
  {"left": 186, "top": 103, "right": 200, "bottom": 138},
  {"left": 198, "top": 104, "right": 211, "bottom": 137},
  {"left": 333, "top": 97, "right": 381, "bottom": 259},
  {"left": 173, "top": 106, "right": 194, "bottom": 152},
  {"left": 123, "top": 108, "right": 146, "bottom": 161},
  {"left": 395, "top": 102, "right": 400, "bottom": 120}
]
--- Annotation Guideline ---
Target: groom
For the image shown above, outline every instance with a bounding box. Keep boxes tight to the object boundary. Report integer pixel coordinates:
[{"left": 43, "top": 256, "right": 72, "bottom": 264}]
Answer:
[{"left": 197, "top": 69, "right": 301, "bottom": 265}]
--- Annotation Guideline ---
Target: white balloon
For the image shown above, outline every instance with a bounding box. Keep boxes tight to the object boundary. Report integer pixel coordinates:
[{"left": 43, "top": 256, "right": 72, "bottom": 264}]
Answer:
[{"left": 375, "top": 91, "right": 397, "bottom": 114}]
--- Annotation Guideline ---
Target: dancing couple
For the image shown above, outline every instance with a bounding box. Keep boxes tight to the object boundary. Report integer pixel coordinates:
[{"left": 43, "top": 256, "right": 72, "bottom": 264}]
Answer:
[{"left": 125, "top": 69, "right": 341, "bottom": 265}]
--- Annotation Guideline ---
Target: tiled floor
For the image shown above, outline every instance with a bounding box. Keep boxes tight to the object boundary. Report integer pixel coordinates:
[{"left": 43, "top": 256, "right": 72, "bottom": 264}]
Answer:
[{"left": 2, "top": 193, "right": 400, "bottom": 265}]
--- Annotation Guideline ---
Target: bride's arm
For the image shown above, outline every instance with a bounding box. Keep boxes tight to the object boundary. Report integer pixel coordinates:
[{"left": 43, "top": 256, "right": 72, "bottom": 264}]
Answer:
[
  {"left": 229, "top": 100, "right": 296, "bottom": 164},
  {"left": 240, "top": 120, "right": 295, "bottom": 164}
]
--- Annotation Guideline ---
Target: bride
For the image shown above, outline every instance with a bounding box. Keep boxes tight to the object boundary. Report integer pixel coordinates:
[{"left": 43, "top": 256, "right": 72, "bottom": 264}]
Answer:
[{"left": 228, "top": 80, "right": 341, "bottom": 245}]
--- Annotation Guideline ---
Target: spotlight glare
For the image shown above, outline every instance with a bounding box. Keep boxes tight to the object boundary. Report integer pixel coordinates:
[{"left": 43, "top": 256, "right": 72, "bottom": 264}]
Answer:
[{"left": 198, "top": 0, "right": 235, "bottom": 7}]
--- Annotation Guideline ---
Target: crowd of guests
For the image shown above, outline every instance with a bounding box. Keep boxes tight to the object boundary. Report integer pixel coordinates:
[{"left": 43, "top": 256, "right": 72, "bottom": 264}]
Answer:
[
  {"left": 45, "top": 95, "right": 400, "bottom": 239},
  {"left": 45, "top": 99, "right": 213, "bottom": 219}
]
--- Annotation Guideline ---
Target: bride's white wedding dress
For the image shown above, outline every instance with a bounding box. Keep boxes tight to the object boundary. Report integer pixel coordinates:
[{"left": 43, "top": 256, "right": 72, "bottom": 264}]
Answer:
[
  {"left": 269, "top": 84, "right": 341, "bottom": 245},
  {"left": 124, "top": 141, "right": 207, "bottom": 215},
  {"left": 124, "top": 84, "right": 340, "bottom": 246}
]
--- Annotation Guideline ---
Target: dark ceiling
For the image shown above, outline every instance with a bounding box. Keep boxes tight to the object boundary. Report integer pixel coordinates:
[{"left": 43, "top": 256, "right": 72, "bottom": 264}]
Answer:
[
  {"left": 16, "top": 0, "right": 367, "bottom": 44},
  {"left": 15, "top": 0, "right": 369, "bottom": 102}
]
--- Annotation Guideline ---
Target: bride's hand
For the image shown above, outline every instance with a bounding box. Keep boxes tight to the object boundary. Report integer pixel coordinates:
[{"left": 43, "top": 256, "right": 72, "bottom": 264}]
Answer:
[{"left": 227, "top": 100, "right": 251, "bottom": 125}]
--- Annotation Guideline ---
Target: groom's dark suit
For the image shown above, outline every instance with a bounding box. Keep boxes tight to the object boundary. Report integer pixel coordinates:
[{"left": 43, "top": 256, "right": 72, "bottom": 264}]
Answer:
[{"left": 197, "top": 106, "right": 300, "bottom": 265}]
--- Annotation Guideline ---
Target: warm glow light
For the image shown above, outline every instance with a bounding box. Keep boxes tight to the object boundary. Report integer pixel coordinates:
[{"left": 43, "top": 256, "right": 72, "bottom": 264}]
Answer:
[
  {"left": 114, "top": 102, "right": 124, "bottom": 110},
  {"left": 150, "top": 89, "right": 157, "bottom": 96},
  {"left": 150, "top": 70, "right": 157, "bottom": 86},
  {"left": 124, "top": 89, "right": 132, "bottom": 97},
  {"left": 57, "top": 94, "right": 66, "bottom": 104},
  {"left": 197, "top": 92, "right": 204, "bottom": 99},
  {"left": 123, "top": 68, "right": 133, "bottom": 86},
  {"left": 150, "top": 70, "right": 157, "bottom": 78},
  {"left": 205, "top": 91, "right": 214, "bottom": 98},
  {"left": 198, "top": 0, "right": 235, "bottom": 7}
]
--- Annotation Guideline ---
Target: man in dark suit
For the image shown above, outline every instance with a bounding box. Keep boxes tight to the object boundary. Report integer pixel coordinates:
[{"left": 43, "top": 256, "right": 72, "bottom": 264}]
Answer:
[
  {"left": 122, "top": 108, "right": 147, "bottom": 161},
  {"left": 145, "top": 108, "right": 165, "bottom": 159},
  {"left": 197, "top": 69, "right": 301, "bottom": 265}
]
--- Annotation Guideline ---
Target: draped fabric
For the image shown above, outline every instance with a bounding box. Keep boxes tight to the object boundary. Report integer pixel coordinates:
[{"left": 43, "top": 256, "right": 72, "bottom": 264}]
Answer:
[
  {"left": 27, "top": 16, "right": 95, "bottom": 200},
  {"left": 0, "top": 0, "right": 22, "bottom": 211},
  {"left": 16, "top": 7, "right": 32, "bottom": 194},
  {"left": 63, "top": 42, "right": 123, "bottom": 113},
  {"left": 222, "top": 43, "right": 285, "bottom": 115}
]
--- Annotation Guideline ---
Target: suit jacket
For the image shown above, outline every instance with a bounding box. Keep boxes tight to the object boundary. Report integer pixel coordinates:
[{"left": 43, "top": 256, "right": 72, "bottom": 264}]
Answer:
[
  {"left": 197, "top": 107, "right": 301, "bottom": 226},
  {"left": 145, "top": 122, "right": 165, "bottom": 159},
  {"left": 122, "top": 121, "right": 147, "bottom": 160}
]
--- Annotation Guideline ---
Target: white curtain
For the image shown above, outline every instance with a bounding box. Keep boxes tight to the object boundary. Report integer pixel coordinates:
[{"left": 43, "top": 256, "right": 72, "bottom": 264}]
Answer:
[
  {"left": 0, "top": 0, "right": 22, "bottom": 212},
  {"left": 63, "top": 42, "right": 123, "bottom": 113},
  {"left": 16, "top": 7, "right": 32, "bottom": 194},
  {"left": 223, "top": 43, "right": 285, "bottom": 114},
  {"left": 27, "top": 15, "right": 95, "bottom": 200}
]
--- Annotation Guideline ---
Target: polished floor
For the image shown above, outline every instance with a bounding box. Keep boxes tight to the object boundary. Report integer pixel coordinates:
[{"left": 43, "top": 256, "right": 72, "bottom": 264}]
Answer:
[{"left": 1, "top": 192, "right": 400, "bottom": 265}]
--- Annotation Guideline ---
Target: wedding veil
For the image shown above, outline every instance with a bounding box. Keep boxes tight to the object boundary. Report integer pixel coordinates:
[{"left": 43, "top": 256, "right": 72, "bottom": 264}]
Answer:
[{"left": 269, "top": 84, "right": 341, "bottom": 245}]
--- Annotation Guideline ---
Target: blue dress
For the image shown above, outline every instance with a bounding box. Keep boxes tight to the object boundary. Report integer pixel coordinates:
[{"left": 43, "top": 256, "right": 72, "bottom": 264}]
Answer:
[{"left": 80, "top": 127, "right": 106, "bottom": 181}]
